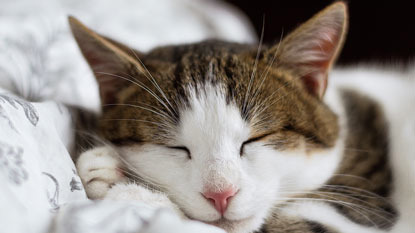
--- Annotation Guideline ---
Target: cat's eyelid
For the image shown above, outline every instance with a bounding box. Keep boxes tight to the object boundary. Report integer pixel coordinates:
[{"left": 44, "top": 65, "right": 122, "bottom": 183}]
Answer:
[
  {"left": 243, "top": 132, "right": 274, "bottom": 145},
  {"left": 240, "top": 132, "right": 274, "bottom": 156},
  {"left": 167, "top": 146, "right": 191, "bottom": 159}
]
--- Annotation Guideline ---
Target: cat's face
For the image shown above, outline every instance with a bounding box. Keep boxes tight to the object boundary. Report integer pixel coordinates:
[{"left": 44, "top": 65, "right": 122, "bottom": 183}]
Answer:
[{"left": 70, "top": 2, "right": 347, "bottom": 233}]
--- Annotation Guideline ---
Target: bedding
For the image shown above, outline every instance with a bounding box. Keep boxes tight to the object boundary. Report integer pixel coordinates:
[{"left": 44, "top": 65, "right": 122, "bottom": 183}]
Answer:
[
  {"left": 0, "top": 91, "right": 226, "bottom": 233},
  {"left": 0, "top": 0, "right": 256, "bottom": 232}
]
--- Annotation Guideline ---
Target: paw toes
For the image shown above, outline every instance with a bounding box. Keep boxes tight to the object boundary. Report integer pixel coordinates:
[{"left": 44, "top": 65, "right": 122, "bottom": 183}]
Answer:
[{"left": 76, "top": 147, "right": 126, "bottom": 199}]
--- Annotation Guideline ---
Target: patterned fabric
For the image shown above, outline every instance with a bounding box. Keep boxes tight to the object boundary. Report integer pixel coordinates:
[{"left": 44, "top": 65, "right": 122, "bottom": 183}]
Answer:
[
  {"left": 0, "top": 90, "right": 86, "bottom": 233},
  {"left": 0, "top": 90, "right": 226, "bottom": 233},
  {"left": 0, "top": 0, "right": 255, "bottom": 232}
]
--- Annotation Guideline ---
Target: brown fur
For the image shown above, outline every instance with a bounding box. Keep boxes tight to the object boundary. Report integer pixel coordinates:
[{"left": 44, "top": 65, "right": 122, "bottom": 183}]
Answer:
[
  {"left": 261, "top": 90, "right": 397, "bottom": 232},
  {"left": 317, "top": 89, "right": 396, "bottom": 229},
  {"left": 68, "top": 1, "right": 346, "bottom": 149},
  {"left": 96, "top": 41, "right": 339, "bottom": 149},
  {"left": 69, "top": 2, "right": 396, "bottom": 232},
  {"left": 260, "top": 211, "right": 339, "bottom": 233}
]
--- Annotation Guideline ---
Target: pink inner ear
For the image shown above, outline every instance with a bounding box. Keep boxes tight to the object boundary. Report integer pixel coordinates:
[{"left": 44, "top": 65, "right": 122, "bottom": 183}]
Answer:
[
  {"left": 303, "top": 28, "right": 340, "bottom": 97},
  {"left": 303, "top": 71, "right": 328, "bottom": 98}
]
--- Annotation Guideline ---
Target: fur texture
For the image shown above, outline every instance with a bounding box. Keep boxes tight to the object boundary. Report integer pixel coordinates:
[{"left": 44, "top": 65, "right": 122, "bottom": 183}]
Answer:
[{"left": 73, "top": 2, "right": 414, "bottom": 233}]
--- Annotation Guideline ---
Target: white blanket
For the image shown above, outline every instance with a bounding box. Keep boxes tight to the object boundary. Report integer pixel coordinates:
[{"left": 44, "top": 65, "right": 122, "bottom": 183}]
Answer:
[{"left": 0, "top": 0, "right": 256, "bottom": 232}]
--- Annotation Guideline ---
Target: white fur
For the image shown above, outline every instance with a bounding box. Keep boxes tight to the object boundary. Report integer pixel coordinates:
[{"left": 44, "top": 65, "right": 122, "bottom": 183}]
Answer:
[
  {"left": 117, "top": 84, "right": 345, "bottom": 233},
  {"left": 278, "top": 66, "right": 415, "bottom": 233},
  {"left": 282, "top": 201, "right": 387, "bottom": 233},
  {"left": 330, "top": 67, "right": 415, "bottom": 233},
  {"left": 76, "top": 147, "right": 186, "bottom": 219},
  {"left": 77, "top": 146, "right": 127, "bottom": 199},
  {"left": 77, "top": 67, "right": 415, "bottom": 233},
  {"left": 106, "top": 183, "right": 186, "bottom": 219}
]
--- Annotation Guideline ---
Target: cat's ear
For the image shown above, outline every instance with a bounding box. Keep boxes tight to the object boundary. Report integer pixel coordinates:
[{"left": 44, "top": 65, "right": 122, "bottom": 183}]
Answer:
[
  {"left": 68, "top": 16, "right": 144, "bottom": 104},
  {"left": 266, "top": 2, "right": 348, "bottom": 98}
]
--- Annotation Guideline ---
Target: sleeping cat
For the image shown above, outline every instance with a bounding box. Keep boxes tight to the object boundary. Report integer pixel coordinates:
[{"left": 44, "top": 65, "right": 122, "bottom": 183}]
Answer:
[{"left": 71, "top": 2, "right": 415, "bottom": 233}]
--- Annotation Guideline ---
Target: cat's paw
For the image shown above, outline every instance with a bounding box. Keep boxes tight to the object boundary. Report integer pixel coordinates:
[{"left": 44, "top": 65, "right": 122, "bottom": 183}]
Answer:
[
  {"left": 76, "top": 146, "right": 127, "bottom": 199},
  {"left": 106, "top": 183, "right": 187, "bottom": 219}
]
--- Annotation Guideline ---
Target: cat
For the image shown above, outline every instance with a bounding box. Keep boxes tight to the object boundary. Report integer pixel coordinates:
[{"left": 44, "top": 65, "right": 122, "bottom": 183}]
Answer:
[{"left": 70, "top": 2, "right": 415, "bottom": 233}]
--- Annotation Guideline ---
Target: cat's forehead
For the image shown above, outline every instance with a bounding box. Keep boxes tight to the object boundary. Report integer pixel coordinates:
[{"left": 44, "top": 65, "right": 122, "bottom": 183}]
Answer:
[
  {"left": 145, "top": 40, "right": 256, "bottom": 89},
  {"left": 145, "top": 40, "right": 255, "bottom": 62},
  {"left": 143, "top": 40, "right": 260, "bottom": 117},
  {"left": 178, "top": 83, "right": 250, "bottom": 151}
]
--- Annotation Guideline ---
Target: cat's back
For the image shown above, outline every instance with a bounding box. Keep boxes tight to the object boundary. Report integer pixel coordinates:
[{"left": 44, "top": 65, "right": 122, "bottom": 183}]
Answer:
[
  {"left": 330, "top": 66, "right": 414, "bottom": 114},
  {"left": 327, "top": 65, "right": 415, "bottom": 232},
  {"left": 329, "top": 66, "right": 415, "bottom": 150}
]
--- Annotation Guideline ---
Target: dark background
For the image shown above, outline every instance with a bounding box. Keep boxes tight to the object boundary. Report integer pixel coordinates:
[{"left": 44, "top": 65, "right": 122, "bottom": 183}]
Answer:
[{"left": 225, "top": 0, "right": 415, "bottom": 66}]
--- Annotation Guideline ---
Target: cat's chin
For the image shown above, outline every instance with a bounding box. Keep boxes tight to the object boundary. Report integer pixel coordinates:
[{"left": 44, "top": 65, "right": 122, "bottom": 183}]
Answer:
[{"left": 202, "top": 216, "right": 261, "bottom": 233}]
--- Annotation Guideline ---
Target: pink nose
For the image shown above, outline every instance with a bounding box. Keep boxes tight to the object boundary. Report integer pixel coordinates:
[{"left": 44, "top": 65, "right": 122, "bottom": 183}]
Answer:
[{"left": 202, "top": 188, "right": 238, "bottom": 215}]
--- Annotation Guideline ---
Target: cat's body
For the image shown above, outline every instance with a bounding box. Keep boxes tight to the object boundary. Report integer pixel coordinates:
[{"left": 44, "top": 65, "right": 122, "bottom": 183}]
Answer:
[
  {"left": 260, "top": 67, "right": 415, "bottom": 233},
  {"left": 71, "top": 3, "right": 415, "bottom": 233},
  {"left": 324, "top": 68, "right": 415, "bottom": 233}
]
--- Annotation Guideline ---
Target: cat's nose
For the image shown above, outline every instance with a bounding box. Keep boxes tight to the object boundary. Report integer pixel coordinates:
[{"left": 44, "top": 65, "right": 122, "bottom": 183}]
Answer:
[{"left": 202, "top": 188, "right": 238, "bottom": 215}]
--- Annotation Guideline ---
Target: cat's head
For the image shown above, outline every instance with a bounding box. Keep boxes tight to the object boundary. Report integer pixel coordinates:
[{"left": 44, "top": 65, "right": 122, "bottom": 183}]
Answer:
[{"left": 70, "top": 2, "right": 347, "bottom": 232}]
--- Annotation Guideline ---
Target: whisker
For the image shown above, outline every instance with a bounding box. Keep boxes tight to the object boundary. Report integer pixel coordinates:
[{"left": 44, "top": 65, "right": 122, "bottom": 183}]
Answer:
[
  {"left": 243, "top": 17, "right": 265, "bottom": 117},
  {"left": 277, "top": 196, "right": 392, "bottom": 226},
  {"left": 102, "top": 103, "right": 174, "bottom": 124},
  {"left": 122, "top": 72, "right": 177, "bottom": 119},
  {"left": 249, "top": 30, "right": 284, "bottom": 106},
  {"left": 128, "top": 48, "right": 178, "bottom": 116},
  {"left": 277, "top": 186, "right": 395, "bottom": 222},
  {"left": 250, "top": 67, "right": 322, "bottom": 121},
  {"left": 329, "top": 174, "right": 372, "bottom": 183},
  {"left": 96, "top": 71, "right": 175, "bottom": 118},
  {"left": 101, "top": 118, "right": 173, "bottom": 131},
  {"left": 321, "top": 184, "right": 391, "bottom": 201},
  {"left": 127, "top": 100, "right": 176, "bottom": 122},
  {"left": 117, "top": 167, "right": 165, "bottom": 193},
  {"left": 278, "top": 197, "right": 378, "bottom": 227},
  {"left": 246, "top": 30, "right": 284, "bottom": 120},
  {"left": 311, "top": 191, "right": 394, "bottom": 217}
]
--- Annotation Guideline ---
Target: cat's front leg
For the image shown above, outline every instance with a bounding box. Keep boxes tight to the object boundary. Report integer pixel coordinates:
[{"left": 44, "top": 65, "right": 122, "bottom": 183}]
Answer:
[{"left": 76, "top": 146, "right": 127, "bottom": 199}]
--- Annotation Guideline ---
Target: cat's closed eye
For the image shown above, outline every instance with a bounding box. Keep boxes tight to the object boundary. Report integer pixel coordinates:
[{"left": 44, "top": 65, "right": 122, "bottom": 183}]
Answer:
[
  {"left": 240, "top": 133, "right": 273, "bottom": 156},
  {"left": 168, "top": 146, "right": 191, "bottom": 159}
]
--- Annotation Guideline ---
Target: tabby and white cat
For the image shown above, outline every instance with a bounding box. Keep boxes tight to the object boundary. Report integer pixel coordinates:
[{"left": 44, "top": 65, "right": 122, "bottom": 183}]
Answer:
[{"left": 71, "top": 2, "right": 415, "bottom": 233}]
